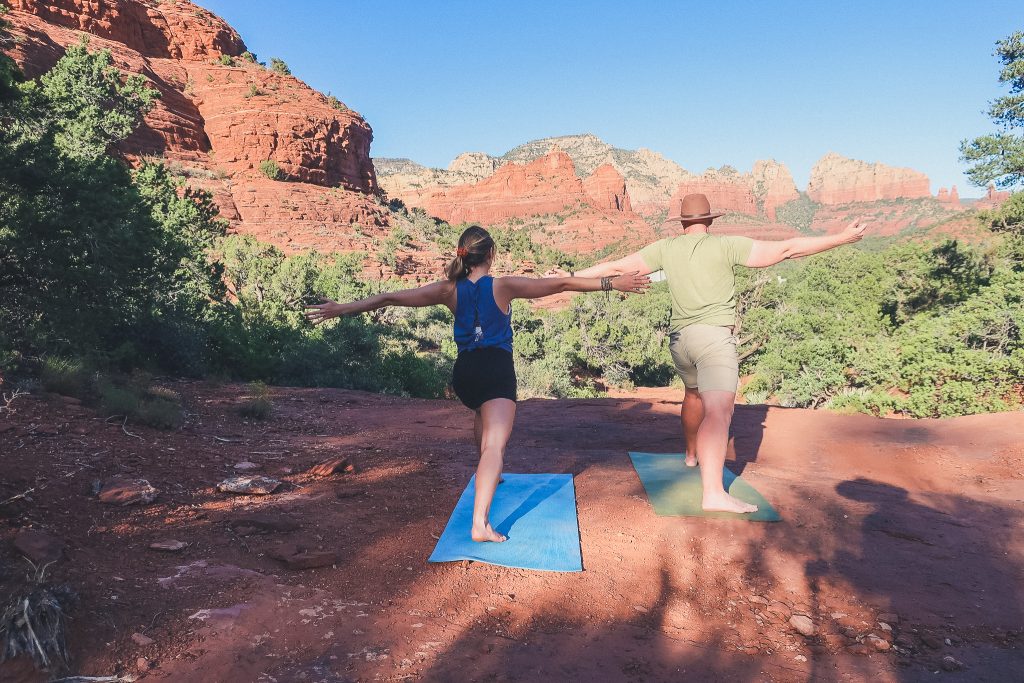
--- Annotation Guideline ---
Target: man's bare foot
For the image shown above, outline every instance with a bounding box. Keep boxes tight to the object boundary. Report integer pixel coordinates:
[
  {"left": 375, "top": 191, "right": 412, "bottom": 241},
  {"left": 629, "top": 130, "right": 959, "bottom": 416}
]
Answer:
[
  {"left": 702, "top": 491, "right": 758, "bottom": 514},
  {"left": 471, "top": 523, "right": 507, "bottom": 543},
  {"left": 684, "top": 453, "right": 698, "bottom": 467}
]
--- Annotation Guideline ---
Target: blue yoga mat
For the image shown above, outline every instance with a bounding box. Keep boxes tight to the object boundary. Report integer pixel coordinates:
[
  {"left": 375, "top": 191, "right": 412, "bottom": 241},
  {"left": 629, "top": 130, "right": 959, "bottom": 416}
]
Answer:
[
  {"left": 428, "top": 473, "right": 583, "bottom": 572},
  {"left": 629, "top": 452, "right": 781, "bottom": 522}
]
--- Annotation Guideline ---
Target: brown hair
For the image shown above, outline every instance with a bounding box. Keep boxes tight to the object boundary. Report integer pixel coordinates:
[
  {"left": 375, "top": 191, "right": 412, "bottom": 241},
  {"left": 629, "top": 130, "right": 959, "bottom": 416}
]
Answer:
[{"left": 445, "top": 225, "right": 495, "bottom": 280}]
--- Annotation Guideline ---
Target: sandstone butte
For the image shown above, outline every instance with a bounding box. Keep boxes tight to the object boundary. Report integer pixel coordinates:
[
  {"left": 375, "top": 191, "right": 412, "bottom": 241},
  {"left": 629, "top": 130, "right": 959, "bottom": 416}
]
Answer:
[
  {"left": 936, "top": 185, "right": 962, "bottom": 208},
  {"left": 392, "top": 148, "right": 654, "bottom": 251},
  {"left": 6, "top": 0, "right": 392, "bottom": 260},
  {"left": 668, "top": 160, "right": 800, "bottom": 222},
  {"left": 6, "top": 3, "right": 996, "bottom": 269},
  {"left": 807, "top": 151, "right": 931, "bottom": 204},
  {"left": 975, "top": 183, "right": 1011, "bottom": 210}
]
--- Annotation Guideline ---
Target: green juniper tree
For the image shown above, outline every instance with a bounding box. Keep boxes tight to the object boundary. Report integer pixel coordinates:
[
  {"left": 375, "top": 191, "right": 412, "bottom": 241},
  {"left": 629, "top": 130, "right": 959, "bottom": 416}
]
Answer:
[{"left": 961, "top": 30, "right": 1024, "bottom": 233}]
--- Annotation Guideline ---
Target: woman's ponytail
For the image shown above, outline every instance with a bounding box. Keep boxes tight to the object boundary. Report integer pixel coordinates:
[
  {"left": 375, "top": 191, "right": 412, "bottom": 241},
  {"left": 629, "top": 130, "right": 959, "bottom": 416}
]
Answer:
[{"left": 445, "top": 225, "right": 495, "bottom": 280}]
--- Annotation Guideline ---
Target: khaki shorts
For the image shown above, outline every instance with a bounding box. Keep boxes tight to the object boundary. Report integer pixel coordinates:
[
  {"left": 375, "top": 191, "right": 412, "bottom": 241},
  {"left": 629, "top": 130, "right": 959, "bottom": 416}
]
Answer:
[{"left": 668, "top": 324, "right": 739, "bottom": 393}]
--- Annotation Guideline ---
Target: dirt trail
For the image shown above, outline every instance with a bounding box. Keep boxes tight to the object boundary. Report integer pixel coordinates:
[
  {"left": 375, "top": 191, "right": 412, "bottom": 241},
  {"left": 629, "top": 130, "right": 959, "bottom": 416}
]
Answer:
[{"left": 1, "top": 384, "right": 1022, "bottom": 682}]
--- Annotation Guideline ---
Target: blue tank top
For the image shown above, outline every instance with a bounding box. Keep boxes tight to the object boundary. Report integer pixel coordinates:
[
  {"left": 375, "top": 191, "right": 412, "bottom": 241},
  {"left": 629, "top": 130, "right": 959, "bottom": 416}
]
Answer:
[{"left": 453, "top": 276, "right": 513, "bottom": 354}]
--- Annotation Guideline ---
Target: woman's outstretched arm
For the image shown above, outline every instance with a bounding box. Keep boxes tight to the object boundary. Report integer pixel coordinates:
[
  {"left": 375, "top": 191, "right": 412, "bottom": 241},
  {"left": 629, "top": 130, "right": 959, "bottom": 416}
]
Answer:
[
  {"left": 495, "top": 271, "right": 650, "bottom": 306},
  {"left": 304, "top": 280, "right": 455, "bottom": 325}
]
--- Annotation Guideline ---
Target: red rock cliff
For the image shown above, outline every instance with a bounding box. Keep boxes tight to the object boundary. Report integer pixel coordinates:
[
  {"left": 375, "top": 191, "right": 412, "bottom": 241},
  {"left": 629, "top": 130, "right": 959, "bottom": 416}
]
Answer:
[
  {"left": 6, "top": 0, "right": 385, "bottom": 254},
  {"left": 807, "top": 152, "right": 930, "bottom": 205},
  {"left": 10, "top": 0, "right": 245, "bottom": 60},
  {"left": 667, "top": 160, "right": 798, "bottom": 221},
  {"left": 393, "top": 149, "right": 647, "bottom": 251},
  {"left": 582, "top": 163, "right": 632, "bottom": 213}
]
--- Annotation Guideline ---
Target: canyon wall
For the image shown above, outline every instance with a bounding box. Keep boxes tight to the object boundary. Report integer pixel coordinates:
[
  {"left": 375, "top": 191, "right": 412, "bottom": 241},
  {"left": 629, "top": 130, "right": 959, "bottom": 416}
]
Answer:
[{"left": 6, "top": 0, "right": 388, "bottom": 258}]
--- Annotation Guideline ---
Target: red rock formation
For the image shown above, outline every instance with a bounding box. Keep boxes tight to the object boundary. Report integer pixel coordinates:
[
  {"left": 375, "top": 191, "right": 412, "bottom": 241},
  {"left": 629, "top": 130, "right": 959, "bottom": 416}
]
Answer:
[
  {"left": 666, "top": 161, "right": 798, "bottom": 221},
  {"left": 582, "top": 163, "right": 632, "bottom": 212},
  {"left": 390, "top": 149, "right": 647, "bottom": 251},
  {"left": 6, "top": 0, "right": 385, "bottom": 255},
  {"left": 936, "top": 185, "right": 962, "bottom": 209},
  {"left": 975, "top": 183, "right": 1011, "bottom": 210},
  {"left": 401, "top": 149, "right": 580, "bottom": 224},
  {"left": 807, "top": 152, "right": 930, "bottom": 205},
  {"left": 669, "top": 179, "right": 758, "bottom": 217},
  {"left": 753, "top": 160, "right": 799, "bottom": 221},
  {"left": 186, "top": 64, "right": 376, "bottom": 190},
  {"left": 9, "top": 0, "right": 245, "bottom": 61}
]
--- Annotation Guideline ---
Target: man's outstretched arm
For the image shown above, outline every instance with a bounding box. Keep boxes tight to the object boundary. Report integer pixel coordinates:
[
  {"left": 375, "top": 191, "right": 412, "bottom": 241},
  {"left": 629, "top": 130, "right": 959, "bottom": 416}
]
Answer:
[
  {"left": 745, "top": 220, "right": 867, "bottom": 268},
  {"left": 570, "top": 251, "right": 654, "bottom": 278}
]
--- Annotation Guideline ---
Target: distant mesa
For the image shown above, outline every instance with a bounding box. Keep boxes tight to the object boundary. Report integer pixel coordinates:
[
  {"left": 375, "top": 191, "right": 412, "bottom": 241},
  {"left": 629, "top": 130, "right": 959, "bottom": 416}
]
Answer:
[
  {"left": 5, "top": 1, "right": 986, "bottom": 269},
  {"left": 806, "top": 151, "right": 930, "bottom": 205},
  {"left": 387, "top": 148, "right": 646, "bottom": 250},
  {"left": 668, "top": 160, "right": 799, "bottom": 222},
  {"left": 378, "top": 137, "right": 976, "bottom": 246}
]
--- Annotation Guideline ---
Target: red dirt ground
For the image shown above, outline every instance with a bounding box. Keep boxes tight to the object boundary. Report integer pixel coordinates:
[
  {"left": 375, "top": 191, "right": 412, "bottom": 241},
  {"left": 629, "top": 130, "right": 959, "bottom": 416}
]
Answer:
[{"left": 1, "top": 383, "right": 1022, "bottom": 682}]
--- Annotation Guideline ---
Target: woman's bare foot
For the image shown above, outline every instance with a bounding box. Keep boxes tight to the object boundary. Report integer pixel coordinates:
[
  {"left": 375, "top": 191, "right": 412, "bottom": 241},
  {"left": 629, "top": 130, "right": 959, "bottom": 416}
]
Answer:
[
  {"left": 684, "top": 453, "right": 698, "bottom": 467},
  {"left": 471, "top": 523, "right": 507, "bottom": 543},
  {"left": 702, "top": 491, "right": 758, "bottom": 514}
]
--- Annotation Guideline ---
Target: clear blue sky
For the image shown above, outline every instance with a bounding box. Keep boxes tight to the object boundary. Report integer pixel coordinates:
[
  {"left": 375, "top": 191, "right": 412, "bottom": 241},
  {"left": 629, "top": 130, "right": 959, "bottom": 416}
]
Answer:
[{"left": 199, "top": 1, "right": 1020, "bottom": 197}]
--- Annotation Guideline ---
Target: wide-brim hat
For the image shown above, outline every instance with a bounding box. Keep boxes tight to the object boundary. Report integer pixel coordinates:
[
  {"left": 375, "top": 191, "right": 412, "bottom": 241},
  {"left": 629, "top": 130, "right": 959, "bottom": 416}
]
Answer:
[{"left": 665, "top": 193, "right": 724, "bottom": 223}]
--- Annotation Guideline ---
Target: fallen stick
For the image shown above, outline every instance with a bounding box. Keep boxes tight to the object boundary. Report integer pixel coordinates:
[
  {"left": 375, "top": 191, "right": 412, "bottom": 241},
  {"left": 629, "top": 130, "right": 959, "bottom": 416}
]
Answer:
[
  {"left": 51, "top": 677, "right": 137, "bottom": 683},
  {"left": 121, "top": 417, "right": 142, "bottom": 441}
]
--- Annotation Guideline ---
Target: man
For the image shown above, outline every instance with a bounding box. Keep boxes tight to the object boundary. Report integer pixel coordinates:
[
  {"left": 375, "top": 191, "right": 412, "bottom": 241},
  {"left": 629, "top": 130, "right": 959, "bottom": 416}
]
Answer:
[{"left": 570, "top": 193, "right": 866, "bottom": 513}]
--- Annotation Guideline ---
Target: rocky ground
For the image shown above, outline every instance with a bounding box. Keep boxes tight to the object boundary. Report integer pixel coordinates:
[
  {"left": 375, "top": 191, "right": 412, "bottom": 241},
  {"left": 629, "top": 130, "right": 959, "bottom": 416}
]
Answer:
[{"left": 1, "top": 383, "right": 1022, "bottom": 682}]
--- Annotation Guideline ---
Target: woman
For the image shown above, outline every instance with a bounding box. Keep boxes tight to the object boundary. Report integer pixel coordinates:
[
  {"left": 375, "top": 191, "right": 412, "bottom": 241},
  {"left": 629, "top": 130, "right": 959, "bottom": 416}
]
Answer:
[{"left": 305, "top": 225, "right": 649, "bottom": 543}]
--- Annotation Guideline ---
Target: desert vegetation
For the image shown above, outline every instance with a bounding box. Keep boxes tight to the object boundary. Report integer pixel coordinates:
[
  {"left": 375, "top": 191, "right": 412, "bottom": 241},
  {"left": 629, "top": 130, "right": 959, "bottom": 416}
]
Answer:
[{"left": 1, "top": 27, "right": 1021, "bottom": 422}]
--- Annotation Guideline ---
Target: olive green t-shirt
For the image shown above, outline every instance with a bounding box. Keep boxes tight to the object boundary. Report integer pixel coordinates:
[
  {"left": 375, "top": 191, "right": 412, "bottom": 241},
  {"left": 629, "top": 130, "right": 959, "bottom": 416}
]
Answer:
[{"left": 639, "top": 234, "right": 754, "bottom": 332}]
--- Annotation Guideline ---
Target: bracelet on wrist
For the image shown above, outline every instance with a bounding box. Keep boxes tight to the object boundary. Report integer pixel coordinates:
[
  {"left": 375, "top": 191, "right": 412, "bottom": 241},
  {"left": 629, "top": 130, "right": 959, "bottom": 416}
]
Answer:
[{"left": 600, "top": 276, "right": 613, "bottom": 291}]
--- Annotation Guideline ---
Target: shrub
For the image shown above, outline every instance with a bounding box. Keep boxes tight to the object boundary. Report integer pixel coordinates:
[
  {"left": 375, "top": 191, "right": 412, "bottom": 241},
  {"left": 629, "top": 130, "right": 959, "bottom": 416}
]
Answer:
[
  {"left": 244, "top": 83, "right": 262, "bottom": 98},
  {"left": 775, "top": 193, "right": 820, "bottom": 232},
  {"left": 40, "top": 357, "right": 91, "bottom": 398},
  {"left": 269, "top": 58, "right": 290, "bottom": 76},
  {"left": 326, "top": 94, "right": 348, "bottom": 111},
  {"left": 238, "top": 381, "right": 272, "bottom": 420},
  {"left": 95, "top": 376, "right": 184, "bottom": 429},
  {"left": 239, "top": 51, "right": 257, "bottom": 64},
  {"left": 259, "top": 159, "right": 282, "bottom": 180},
  {"left": 218, "top": 54, "right": 235, "bottom": 67}
]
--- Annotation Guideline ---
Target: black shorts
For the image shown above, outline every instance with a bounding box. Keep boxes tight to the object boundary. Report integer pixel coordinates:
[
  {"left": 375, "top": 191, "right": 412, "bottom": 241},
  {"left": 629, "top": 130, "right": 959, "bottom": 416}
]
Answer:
[{"left": 451, "top": 347, "right": 517, "bottom": 410}]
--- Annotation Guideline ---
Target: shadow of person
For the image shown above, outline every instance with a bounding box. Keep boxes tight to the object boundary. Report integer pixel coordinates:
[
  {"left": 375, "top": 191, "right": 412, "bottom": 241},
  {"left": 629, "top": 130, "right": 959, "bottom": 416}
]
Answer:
[
  {"left": 492, "top": 476, "right": 568, "bottom": 539},
  {"left": 825, "top": 477, "right": 1023, "bottom": 679},
  {"left": 728, "top": 403, "right": 768, "bottom": 476}
]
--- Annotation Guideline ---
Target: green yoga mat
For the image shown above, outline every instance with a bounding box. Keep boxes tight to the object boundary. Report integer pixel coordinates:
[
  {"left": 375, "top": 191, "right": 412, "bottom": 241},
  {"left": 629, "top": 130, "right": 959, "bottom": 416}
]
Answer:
[{"left": 628, "top": 452, "right": 781, "bottom": 521}]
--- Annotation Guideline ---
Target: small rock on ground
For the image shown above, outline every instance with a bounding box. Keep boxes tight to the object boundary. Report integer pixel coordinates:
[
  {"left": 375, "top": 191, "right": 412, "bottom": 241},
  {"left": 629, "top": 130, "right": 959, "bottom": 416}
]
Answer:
[
  {"left": 941, "top": 655, "right": 964, "bottom": 671},
  {"left": 270, "top": 545, "right": 340, "bottom": 570},
  {"left": 216, "top": 475, "right": 281, "bottom": 495},
  {"left": 149, "top": 540, "right": 187, "bottom": 552},
  {"left": 789, "top": 614, "right": 817, "bottom": 637},
  {"left": 306, "top": 456, "right": 355, "bottom": 477},
  {"left": 132, "top": 632, "right": 155, "bottom": 646},
  {"left": 98, "top": 478, "right": 159, "bottom": 506}
]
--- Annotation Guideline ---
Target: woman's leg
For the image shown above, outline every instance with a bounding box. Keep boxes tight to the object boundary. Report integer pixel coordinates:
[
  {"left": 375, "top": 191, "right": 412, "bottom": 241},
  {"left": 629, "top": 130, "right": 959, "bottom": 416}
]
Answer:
[
  {"left": 474, "top": 410, "right": 503, "bottom": 482},
  {"left": 471, "top": 398, "right": 516, "bottom": 543}
]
